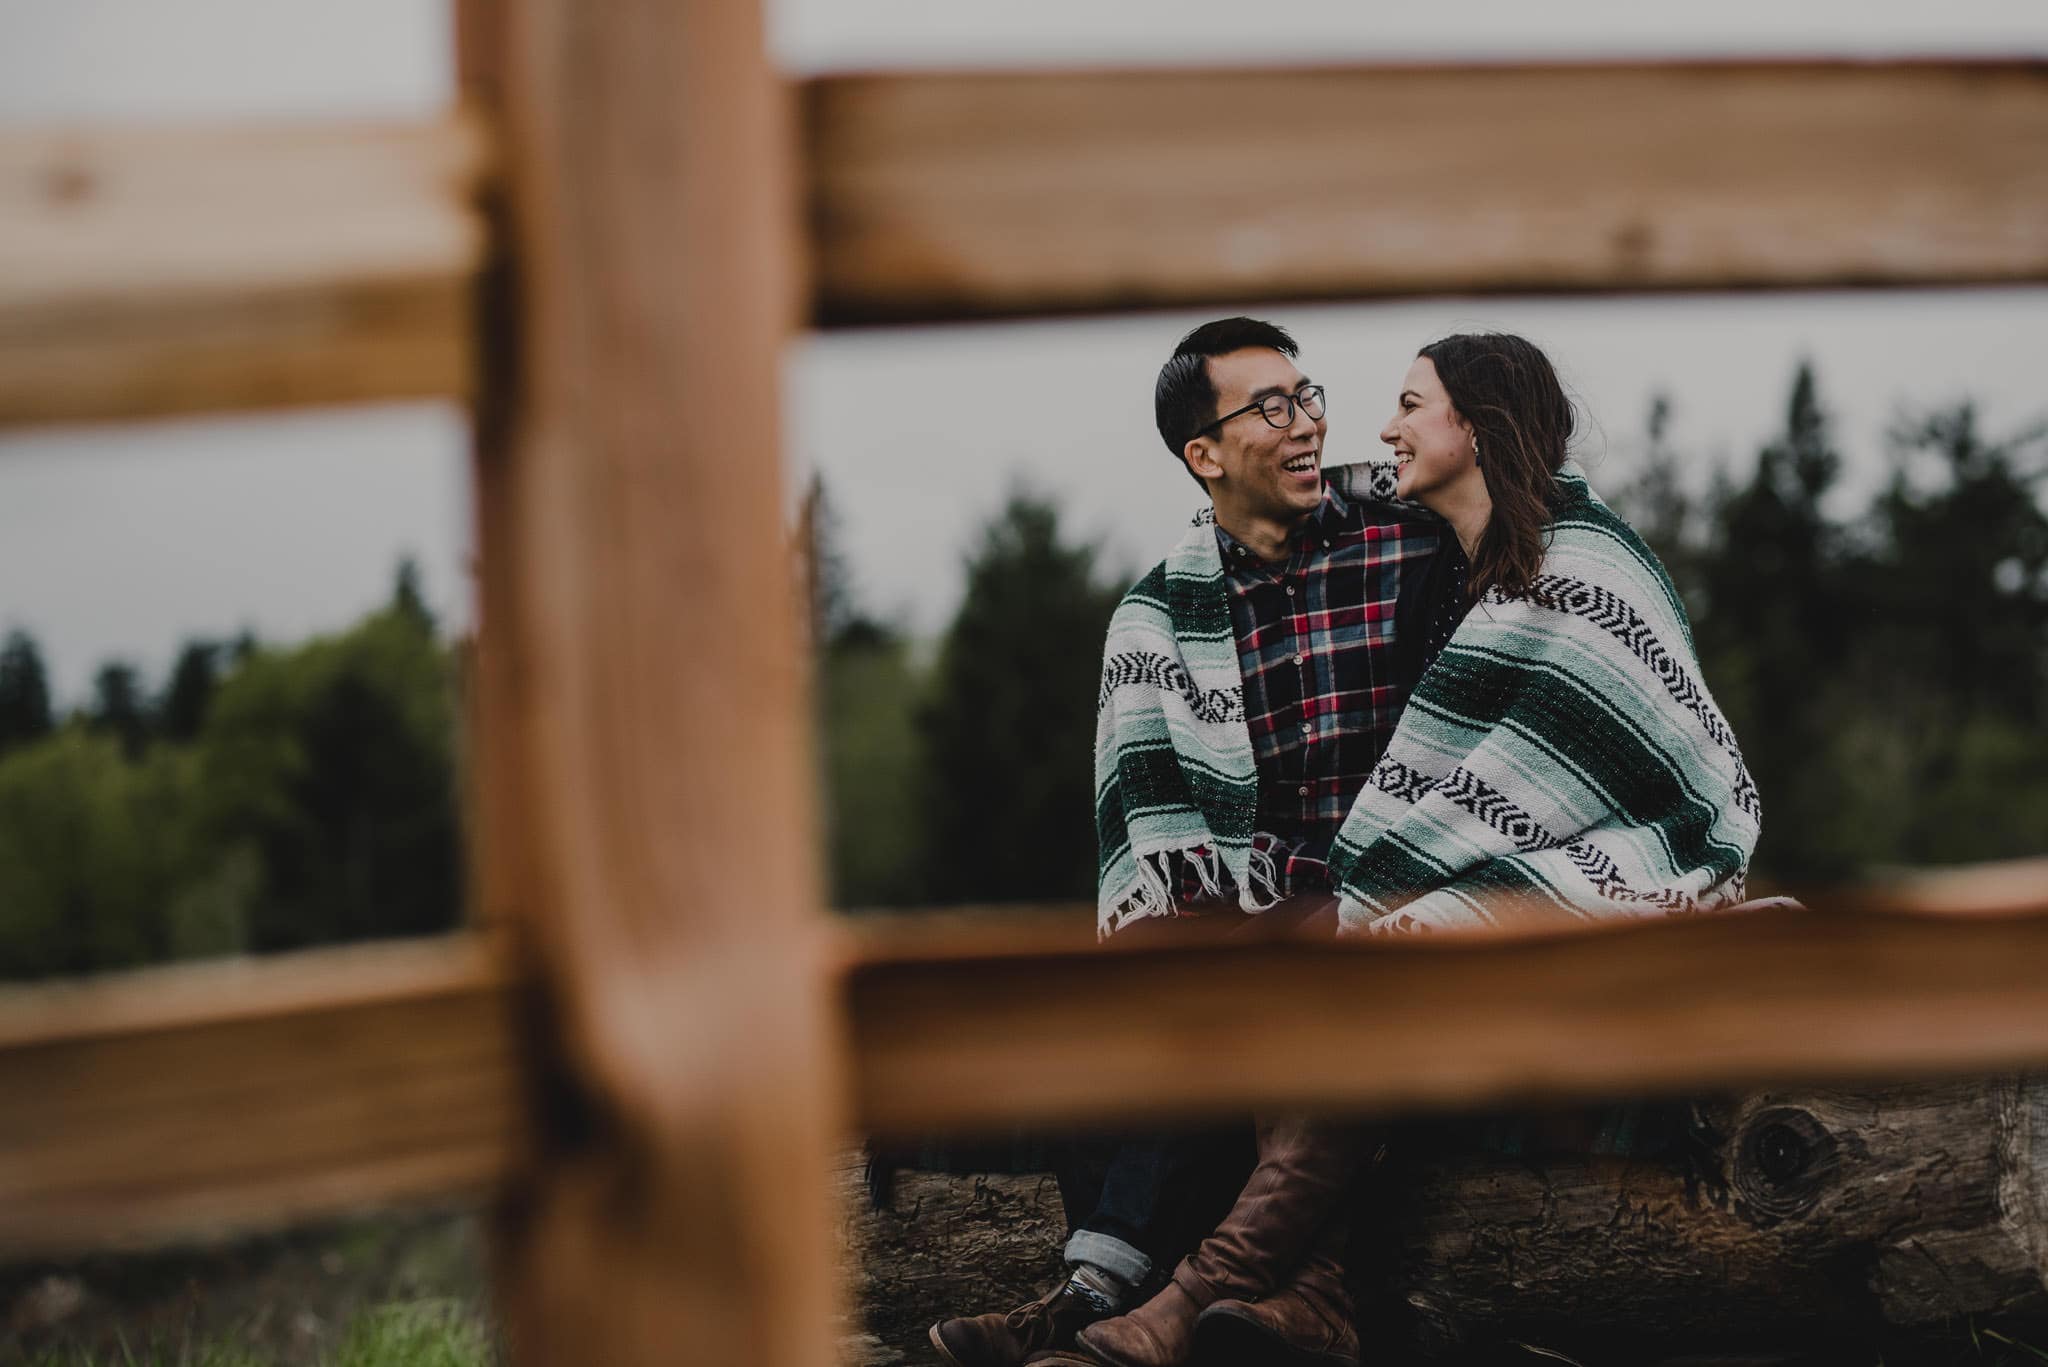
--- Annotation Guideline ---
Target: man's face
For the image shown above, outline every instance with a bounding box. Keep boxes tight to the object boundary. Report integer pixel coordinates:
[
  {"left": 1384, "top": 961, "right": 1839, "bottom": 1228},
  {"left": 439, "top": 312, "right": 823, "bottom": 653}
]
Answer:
[{"left": 1184, "top": 348, "right": 1327, "bottom": 527}]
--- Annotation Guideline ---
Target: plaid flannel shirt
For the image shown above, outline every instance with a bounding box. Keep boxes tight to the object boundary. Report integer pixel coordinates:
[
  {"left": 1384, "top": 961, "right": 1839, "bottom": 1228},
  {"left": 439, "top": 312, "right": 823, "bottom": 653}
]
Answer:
[{"left": 1177, "top": 480, "right": 1451, "bottom": 907}]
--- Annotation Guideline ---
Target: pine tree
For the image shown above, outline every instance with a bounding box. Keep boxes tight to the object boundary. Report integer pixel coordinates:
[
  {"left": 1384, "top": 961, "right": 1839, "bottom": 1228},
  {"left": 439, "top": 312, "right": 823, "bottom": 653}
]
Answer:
[
  {"left": 88, "top": 661, "right": 152, "bottom": 761},
  {"left": 0, "top": 630, "right": 54, "bottom": 758},
  {"left": 159, "top": 640, "right": 223, "bottom": 743},
  {"left": 391, "top": 556, "right": 436, "bottom": 635},
  {"left": 917, "top": 491, "right": 1122, "bottom": 903},
  {"left": 1692, "top": 364, "right": 1861, "bottom": 875}
]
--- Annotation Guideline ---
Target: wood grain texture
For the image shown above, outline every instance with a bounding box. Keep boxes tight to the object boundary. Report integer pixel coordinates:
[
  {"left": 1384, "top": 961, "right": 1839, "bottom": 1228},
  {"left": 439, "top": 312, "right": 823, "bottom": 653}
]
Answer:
[
  {"left": 5, "top": 890, "right": 2048, "bottom": 1259},
  {"left": 807, "top": 62, "right": 2048, "bottom": 322},
  {"left": 454, "top": 0, "right": 531, "bottom": 939},
  {"left": 483, "top": 0, "right": 842, "bottom": 1364},
  {"left": 844, "top": 896, "right": 2048, "bottom": 1135},
  {"left": 0, "top": 937, "right": 518, "bottom": 1255},
  {"left": 847, "top": 1081, "right": 2048, "bottom": 1359},
  {"left": 0, "top": 115, "right": 489, "bottom": 426}
]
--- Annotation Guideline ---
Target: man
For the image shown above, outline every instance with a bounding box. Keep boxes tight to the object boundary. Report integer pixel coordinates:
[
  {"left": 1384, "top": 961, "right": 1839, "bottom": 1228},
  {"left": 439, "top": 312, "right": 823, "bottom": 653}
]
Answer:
[{"left": 929, "top": 318, "right": 1447, "bottom": 1367}]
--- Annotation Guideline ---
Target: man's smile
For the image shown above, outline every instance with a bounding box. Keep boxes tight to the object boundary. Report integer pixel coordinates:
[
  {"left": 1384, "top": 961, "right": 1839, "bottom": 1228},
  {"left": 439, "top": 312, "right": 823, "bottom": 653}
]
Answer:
[{"left": 1281, "top": 450, "right": 1320, "bottom": 478}]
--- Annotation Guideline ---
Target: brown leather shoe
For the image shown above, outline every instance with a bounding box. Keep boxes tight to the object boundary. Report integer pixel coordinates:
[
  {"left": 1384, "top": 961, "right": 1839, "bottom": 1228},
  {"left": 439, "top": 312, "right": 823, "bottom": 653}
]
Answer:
[
  {"left": 1074, "top": 1118, "right": 1355, "bottom": 1367},
  {"left": 930, "top": 1274, "right": 1117, "bottom": 1367},
  {"left": 1193, "top": 1216, "right": 1358, "bottom": 1367}
]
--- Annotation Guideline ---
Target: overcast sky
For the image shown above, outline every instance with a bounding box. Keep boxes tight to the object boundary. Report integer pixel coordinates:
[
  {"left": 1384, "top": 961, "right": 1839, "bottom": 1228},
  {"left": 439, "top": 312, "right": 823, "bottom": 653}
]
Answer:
[{"left": 3, "top": 1, "right": 2045, "bottom": 702}]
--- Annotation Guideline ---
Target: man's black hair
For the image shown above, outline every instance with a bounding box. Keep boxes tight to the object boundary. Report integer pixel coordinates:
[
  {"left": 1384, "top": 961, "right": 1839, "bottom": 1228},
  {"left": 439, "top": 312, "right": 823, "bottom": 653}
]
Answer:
[{"left": 1153, "top": 317, "right": 1300, "bottom": 488}]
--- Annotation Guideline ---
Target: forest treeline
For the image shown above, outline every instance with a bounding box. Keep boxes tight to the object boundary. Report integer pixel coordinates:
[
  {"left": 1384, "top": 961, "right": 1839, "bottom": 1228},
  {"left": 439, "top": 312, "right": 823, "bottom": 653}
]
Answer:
[
  {"left": 0, "top": 566, "right": 461, "bottom": 980},
  {"left": 1, "top": 365, "right": 2042, "bottom": 980},
  {"left": 817, "top": 364, "right": 2048, "bottom": 904}
]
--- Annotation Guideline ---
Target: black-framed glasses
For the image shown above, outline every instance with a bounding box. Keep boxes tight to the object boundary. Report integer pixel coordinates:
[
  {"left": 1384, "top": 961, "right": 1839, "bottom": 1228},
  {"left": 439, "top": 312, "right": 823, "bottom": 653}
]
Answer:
[{"left": 1195, "top": 384, "right": 1327, "bottom": 438}]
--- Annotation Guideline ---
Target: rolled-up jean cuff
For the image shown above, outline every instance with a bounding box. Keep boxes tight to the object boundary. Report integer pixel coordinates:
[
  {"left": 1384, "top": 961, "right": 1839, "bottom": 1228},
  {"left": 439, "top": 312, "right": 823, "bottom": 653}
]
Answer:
[{"left": 1063, "top": 1230, "right": 1151, "bottom": 1287}]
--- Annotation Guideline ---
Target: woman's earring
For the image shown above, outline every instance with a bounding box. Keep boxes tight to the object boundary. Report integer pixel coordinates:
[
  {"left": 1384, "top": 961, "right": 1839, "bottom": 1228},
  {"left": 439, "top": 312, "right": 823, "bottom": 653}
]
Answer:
[{"left": 1472, "top": 437, "right": 1482, "bottom": 467}]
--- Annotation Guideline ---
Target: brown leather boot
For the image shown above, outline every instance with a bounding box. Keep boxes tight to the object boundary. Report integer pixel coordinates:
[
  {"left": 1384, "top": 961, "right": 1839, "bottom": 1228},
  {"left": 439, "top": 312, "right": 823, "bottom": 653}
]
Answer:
[
  {"left": 930, "top": 1269, "right": 1121, "bottom": 1367},
  {"left": 1074, "top": 1118, "right": 1354, "bottom": 1367},
  {"left": 1192, "top": 1215, "right": 1359, "bottom": 1367}
]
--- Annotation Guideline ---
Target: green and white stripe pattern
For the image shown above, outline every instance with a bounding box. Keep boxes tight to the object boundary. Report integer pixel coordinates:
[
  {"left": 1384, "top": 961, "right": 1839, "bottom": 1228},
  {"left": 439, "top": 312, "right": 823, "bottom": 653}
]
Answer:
[
  {"left": 1093, "top": 462, "right": 1405, "bottom": 938},
  {"left": 1095, "top": 459, "right": 1757, "bottom": 939},
  {"left": 1328, "top": 461, "right": 1758, "bottom": 934}
]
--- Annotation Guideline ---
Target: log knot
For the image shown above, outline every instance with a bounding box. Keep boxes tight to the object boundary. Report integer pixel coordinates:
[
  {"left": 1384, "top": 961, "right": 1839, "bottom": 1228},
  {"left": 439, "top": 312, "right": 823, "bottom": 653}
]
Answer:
[{"left": 1733, "top": 1106, "right": 1840, "bottom": 1227}]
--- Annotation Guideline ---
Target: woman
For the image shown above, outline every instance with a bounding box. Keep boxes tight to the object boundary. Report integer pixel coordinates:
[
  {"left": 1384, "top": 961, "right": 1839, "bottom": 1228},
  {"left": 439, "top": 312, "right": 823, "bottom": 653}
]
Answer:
[
  {"left": 1333, "top": 331, "right": 1757, "bottom": 935},
  {"left": 1063, "top": 334, "right": 1760, "bottom": 1367}
]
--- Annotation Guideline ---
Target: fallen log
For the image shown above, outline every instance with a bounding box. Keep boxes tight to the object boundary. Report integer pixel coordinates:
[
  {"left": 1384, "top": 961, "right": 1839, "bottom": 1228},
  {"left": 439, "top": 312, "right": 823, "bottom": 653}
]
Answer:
[{"left": 844, "top": 1079, "right": 2048, "bottom": 1363}]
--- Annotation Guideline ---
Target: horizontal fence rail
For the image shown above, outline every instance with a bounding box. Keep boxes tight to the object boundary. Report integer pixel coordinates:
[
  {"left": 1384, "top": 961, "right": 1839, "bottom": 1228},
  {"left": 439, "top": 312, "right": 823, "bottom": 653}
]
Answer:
[
  {"left": 3, "top": 863, "right": 2045, "bottom": 1255},
  {"left": 0, "top": 115, "right": 490, "bottom": 427},
  {"left": 9, "top": 60, "right": 2046, "bottom": 428},
  {"left": 0, "top": 937, "right": 518, "bottom": 1254},
  {"left": 807, "top": 61, "right": 2048, "bottom": 322}
]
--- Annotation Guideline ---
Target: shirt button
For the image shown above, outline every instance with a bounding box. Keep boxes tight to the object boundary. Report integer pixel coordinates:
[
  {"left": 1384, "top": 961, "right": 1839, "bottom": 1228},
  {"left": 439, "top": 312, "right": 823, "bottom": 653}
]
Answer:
[
  {"left": 1295, "top": 655, "right": 1306, "bottom": 666},
  {"left": 1284, "top": 584, "right": 1296, "bottom": 596},
  {"left": 1298, "top": 785, "right": 1309, "bottom": 797}
]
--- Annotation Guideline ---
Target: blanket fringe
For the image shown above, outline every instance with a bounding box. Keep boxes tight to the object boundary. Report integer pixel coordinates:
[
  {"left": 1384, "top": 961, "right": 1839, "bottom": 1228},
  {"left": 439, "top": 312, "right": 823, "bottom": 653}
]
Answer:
[{"left": 1243, "top": 843, "right": 1284, "bottom": 911}]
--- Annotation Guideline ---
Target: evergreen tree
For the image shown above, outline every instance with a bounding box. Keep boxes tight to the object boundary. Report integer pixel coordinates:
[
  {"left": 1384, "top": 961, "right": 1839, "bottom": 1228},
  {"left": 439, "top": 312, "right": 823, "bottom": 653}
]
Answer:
[
  {"left": 805, "top": 476, "right": 893, "bottom": 652},
  {"left": 0, "top": 630, "right": 54, "bottom": 758},
  {"left": 159, "top": 640, "right": 223, "bottom": 743},
  {"left": 1864, "top": 404, "right": 2048, "bottom": 724},
  {"left": 917, "top": 491, "right": 1122, "bottom": 904},
  {"left": 198, "top": 604, "right": 461, "bottom": 952},
  {"left": 1692, "top": 364, "right": 1862, "bottom": 875},
  {"left": 1840, "top": 404, "right": 2048, "bottom": 864},
  {"left": 391, "top": 556, "right": 436, "bottom": 635},
  {"left": 88, "top": 661, "right": 152, "bottom": 761},
  {"left": 807, "top": 476, "right": 924, "bottom": 906},
  {"left": 1608, "top": 394, "right": 1704, "bottom": 612}
]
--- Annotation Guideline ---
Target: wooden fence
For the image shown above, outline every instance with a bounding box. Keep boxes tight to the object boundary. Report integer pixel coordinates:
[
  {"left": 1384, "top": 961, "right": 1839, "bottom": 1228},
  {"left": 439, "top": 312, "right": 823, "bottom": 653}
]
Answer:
[{"left": 1, "top": 1, "right": 2045, "bottom": 1360}]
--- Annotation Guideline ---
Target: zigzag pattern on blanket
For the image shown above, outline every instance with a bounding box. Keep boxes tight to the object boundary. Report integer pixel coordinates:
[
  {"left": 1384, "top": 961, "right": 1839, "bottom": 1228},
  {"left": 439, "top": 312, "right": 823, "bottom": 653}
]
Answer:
[
  {"left": 1521, "top": 573, "right": 1761, "bottom": 821},
  {"left": 1097, "top": 651, "right": 1245, "bottom": 724},
  {"left": 1331, "top": 465, "right": 1760, "bottom": 934},
  {"left": 1362, "top": 757, "right": 1718, "bottom": 913}
]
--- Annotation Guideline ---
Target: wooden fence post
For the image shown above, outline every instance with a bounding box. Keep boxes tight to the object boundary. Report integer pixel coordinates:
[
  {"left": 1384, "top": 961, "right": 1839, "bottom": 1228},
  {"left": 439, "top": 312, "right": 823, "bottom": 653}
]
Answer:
[{"left": 481, "top": 0, "right": 843, "bottom": 1362}]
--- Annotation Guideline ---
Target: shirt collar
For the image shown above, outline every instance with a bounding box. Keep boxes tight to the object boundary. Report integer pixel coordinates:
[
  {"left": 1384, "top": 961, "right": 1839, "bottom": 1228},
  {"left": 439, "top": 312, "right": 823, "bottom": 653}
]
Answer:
[{"left": 1214, "top": 481, "right": 1348, "bottom": 565}]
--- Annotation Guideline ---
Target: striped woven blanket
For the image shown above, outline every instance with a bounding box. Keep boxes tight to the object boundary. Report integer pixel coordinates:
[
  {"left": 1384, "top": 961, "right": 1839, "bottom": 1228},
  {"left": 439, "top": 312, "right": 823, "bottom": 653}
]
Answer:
[
  {"left": 1092, "top": 461, "right": 1404, "bottom": 937},
  {"left": 1328, "top": 462, "right": 1757, "bottom": 934},
  {"left": 1094, "top": 460, "right": 1757, "bottom": 939}
]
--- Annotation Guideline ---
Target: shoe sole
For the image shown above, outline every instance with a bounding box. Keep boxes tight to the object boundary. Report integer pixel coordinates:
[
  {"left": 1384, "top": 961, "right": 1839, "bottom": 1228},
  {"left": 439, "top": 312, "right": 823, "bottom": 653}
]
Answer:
[
  {"left": 1192, "top": 1308, "right": 1354, "bottom": 1367},
  {"left": 927, "top": 1323, "right": 974, "bottom": 1367}
]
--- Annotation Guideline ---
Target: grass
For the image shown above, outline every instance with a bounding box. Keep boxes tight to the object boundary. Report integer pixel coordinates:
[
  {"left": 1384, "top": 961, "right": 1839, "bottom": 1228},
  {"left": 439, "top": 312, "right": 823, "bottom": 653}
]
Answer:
[{"left": 22, "top": 1300, "right": 494, "bottom": 1367}]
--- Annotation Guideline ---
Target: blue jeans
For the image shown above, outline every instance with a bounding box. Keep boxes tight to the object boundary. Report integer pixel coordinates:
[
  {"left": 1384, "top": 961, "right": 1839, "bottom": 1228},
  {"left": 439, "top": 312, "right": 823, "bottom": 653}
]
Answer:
[{"left": 1053, "top": 1124, "right": 1255, "bottom": 1288}]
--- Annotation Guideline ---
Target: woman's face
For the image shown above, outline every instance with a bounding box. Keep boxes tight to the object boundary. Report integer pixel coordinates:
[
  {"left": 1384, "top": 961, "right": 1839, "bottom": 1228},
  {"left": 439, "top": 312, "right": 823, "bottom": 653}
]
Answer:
[{"left": 1380, "top": 355, "right": 1476, "bottom": 504}]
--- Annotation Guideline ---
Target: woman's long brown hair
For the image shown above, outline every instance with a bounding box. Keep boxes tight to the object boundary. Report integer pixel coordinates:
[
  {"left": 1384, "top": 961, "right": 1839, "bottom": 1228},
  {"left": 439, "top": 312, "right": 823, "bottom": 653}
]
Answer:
[{"left": 1418, "top": 332, "right": 1577, "bottom": 600}]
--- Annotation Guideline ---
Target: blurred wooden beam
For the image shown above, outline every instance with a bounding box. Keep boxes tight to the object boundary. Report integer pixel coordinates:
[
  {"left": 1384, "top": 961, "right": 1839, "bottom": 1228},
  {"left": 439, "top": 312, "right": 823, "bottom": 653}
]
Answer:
[
  {"left": 1853, "top": 854, "right": 2048, "bottom": 917},
  {"left": 0, "top": 115, "right": 489, "bottom": 427},
  {"left": 0, "top": 937, "right": 518, "bottom": 1254},
  {"left": 806, "top": 61, "right": 2048, "bottom": 322},
  {"left": 845, "top": 893, "right": 2048, "bottom": 1133},
  {"left": 10, "top": 887, "right": 2048, "bottom": 1256},
  {"left": 483, "top": 0, "right": 841, "bottom": 1362}
]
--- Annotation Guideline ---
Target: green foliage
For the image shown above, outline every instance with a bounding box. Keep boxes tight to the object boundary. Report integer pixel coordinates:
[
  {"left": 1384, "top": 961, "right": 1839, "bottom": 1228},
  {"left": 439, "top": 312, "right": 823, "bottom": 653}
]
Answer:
[
  {"left": 0, "top": 628, "right": 55, "bottom": 757},
  {"left": 331, "top": 1301, "right": 491, "bottom": 1367},
  {"left": 88, "top": 662, "right": 152, "bottom": 762},
  {"left": 1613, "top": 371, "right": 2048, "bottom": 879},
  {"left": 158, "top": 641, "right": 224, "bottom": 744},
  {"left": 820, "top": 636, "right": 929, "bottom": 906},
  {"left": 194, "top": 605, "right": 462, "bottom": 953},
  {"left": 20, "top": 1301, "right": 493, "bottom": 1367},
  {"left": 0, "top": 564, "right": 463, "bottom": 981},
  {"left": 0, "top": 729, "right": 202, "bottom": 977},
  {"left": 915, "top": 490, "right": 1122, "bottom": 903}
]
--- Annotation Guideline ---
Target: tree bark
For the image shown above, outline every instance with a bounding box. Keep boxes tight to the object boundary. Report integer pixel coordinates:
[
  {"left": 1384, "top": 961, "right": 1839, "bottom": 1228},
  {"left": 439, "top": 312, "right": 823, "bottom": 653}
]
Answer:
[{"left": 845, "top": 1079, "right": 2048, "bottom": 1363}]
